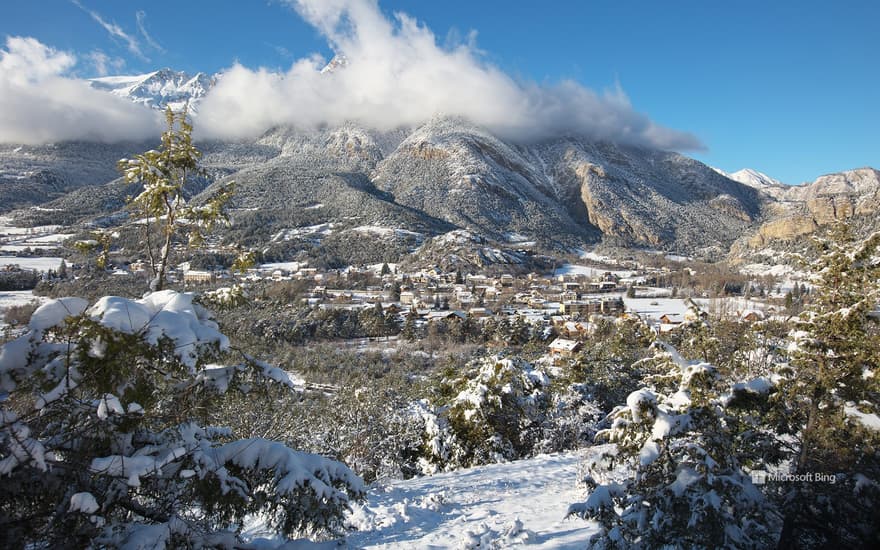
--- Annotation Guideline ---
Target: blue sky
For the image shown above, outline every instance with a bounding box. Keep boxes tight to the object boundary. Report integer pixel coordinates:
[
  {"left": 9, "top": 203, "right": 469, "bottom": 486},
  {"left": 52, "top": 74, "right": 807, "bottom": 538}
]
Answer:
[{"left": 1, "top": 0, "right": 878, "bottom": 183}]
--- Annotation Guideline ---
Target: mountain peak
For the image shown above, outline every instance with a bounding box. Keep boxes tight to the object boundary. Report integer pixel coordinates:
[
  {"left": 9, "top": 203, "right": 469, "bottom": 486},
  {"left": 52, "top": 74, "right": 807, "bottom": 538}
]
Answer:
[
  {"left": 89, "top": 69, "right": 215, "bottom": 113},
  {"left": 320, "top": 54, "right": 349, "bottom": 74},
  {"left": 728, "top": 168, "right": 784, "bottom": 189}
]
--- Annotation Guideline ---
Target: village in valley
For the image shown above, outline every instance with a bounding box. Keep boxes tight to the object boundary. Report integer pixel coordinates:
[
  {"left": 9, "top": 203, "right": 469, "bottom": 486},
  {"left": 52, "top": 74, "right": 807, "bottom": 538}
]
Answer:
[
  {"left": 0, "top": 217, "right": 799, "bottom": 357},
  {"left": 3, "top": 2, "right": 877, "bottom": 545}
]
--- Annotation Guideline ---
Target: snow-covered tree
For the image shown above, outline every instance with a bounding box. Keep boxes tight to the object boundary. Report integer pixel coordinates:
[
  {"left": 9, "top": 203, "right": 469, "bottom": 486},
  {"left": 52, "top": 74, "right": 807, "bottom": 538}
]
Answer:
[
  {"left": 0, "top": 291, "right": 363, "bottom": 548},
  {"left": 569, "top": 342, "right": 775, "bottom": 549},
  {"left": 73, "top": 231, "right": 113, "bottom": 272},
  {"left": 119, "top": 107, "right": 233, "bottom": 291},
  {"left": 419, "top": 356, "right": 550, "bottom": 469},
  {"left": 773, "top": 226, "right": 880, "bottom": 548},
  {"left": 418, "top": 354, "right": 600, "bottom": 472},
  {"left": 566, "top": 316, "right": 655, "bottom": 412},
  {"left": 294, "top": 380, "right": 425, "bottom": 484}
]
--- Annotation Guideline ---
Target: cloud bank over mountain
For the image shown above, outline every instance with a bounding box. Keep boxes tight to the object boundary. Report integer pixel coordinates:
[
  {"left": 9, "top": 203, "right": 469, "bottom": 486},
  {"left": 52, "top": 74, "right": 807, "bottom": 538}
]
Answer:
[
  {"left": 0, "top": 36, "right": 160, "bottom": 144},
  {"left": 0, "top": 0, "right": 700, "bottom": 150},
  {"left": 197, "top": 0, "right": 701, "bottom": 150}
]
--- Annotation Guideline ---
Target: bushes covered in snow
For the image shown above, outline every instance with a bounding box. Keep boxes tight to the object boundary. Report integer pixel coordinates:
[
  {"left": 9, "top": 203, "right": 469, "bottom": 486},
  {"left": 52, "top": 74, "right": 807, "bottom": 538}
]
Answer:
[
  {"left": 569, "top": 342, "right": 776, "bottom": 548},
  {"left": 417, "top": 355, "right": 601, "bottom": 472},
  {"left": 571, "top": 225, "right": 880, "bottom": 548},
  {"left": 770, "top": 226, "right": 880, "bottom": 548},
  {"left": 0, "top": 291, "right": 363, "bottom": 548}
]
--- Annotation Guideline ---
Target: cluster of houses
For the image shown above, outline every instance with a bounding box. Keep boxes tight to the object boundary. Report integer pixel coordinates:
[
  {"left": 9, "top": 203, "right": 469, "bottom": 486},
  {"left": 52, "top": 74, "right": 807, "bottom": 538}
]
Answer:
[
  {"left": 130, "top": 260, "right": 320, "bottom": 285},
  {"left": 125, "top": 259, "right": 773, "bottom": 355}
]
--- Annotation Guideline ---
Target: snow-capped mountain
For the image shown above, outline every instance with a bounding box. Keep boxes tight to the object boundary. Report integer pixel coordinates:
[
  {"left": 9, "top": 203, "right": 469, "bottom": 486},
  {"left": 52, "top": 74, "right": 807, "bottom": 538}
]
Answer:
[
  {"left": 727, "top": 168, "right": 784, "bottom": 189},
  {"left": 89, "top": 69, "right": 215, "bottom": 113},
  {"left": 320, "top": 54, "right": 349, "bottom": 74},
  {"left": 6, "top": 64, "right": 880, "bottom": 259}
]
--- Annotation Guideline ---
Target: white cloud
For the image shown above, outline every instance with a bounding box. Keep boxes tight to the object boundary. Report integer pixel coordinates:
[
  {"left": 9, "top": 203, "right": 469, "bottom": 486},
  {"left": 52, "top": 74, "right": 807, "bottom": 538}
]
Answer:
[
  {"left": 197, "top": 0, "right": 701, "bottom": 150},
  {"left": 136, "top": 10, "right": 165, "bottom": 53},
  {"left": 86, "top": 49, "right": 125, "bottom": 76},
  {"left": 0, "top": 37, "right": 161, "bottom": 144},
  {"left": 71, "top": 0, "right": 146, "bottom": 60},
  {"left": 0, "top": 36, "right": 76, "bottom": 83}
]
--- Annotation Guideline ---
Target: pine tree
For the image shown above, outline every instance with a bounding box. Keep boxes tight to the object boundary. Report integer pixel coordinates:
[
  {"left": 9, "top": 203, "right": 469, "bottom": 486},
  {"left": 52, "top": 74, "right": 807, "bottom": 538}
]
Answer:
[
  {"left": 0, "top": 292, "right": 363, "bottom": 548},
  {"left": 358, "top": 302, "right": 386, "bottom": 337},
  {"left": 383, "top": 308, "right": 399, "bottom": 337},
  {"left": 420, "top": 355, "right": 562, "bottom": 470},
  {"left": 74, "top": 231, "right": 113, "bottom": 272},
  {"left": 390, "top": 281, "right": 401, "bottom": 301},
  {"left": 119, "top": 107, "right": 233, "bottom": 291},
  {"left": 773, "top": 225, "right": 880, "bottom": 548},
  {"left": 569, "top": 341, "right": 775, "bottom": 549},
  {"left": 401, "top": 309, "right": 418, "bottom": 341}
]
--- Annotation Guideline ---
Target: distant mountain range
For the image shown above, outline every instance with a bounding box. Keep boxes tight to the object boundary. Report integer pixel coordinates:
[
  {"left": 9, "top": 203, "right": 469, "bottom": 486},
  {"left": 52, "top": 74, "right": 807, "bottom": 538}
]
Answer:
[
  {"left": 89, "top": 69, "right": 215, "bottom": 114},
  {"left": 714, "top": 167, "right": 784, "bottom": 188},
  {"left": 0, "top": 67, "right": 877, "bottom": 265}
]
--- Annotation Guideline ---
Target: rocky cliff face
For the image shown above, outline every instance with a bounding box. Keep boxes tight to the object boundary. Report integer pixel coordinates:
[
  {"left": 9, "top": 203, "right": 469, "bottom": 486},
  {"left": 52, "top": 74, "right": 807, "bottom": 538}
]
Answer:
[
  {"left": 3, "top": 115, "right": 877, "bottom": 261},
  {"left": 370, "top": 118, "right": 598, "bottom": 249},
  {"left": 368, "top": 118, "right": 765, "bottom": 254},
  {"left": 522, "top": 140, "right": 762, "bottom": 253},
  {"left": 747, "top": 168, "right": 880, "bottom": 247}
]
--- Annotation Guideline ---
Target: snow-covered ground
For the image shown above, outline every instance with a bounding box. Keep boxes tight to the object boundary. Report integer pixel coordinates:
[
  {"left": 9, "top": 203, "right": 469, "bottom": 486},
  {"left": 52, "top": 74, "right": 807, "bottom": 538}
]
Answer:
[
  {"left": 0, "top": 218, "right": 72, "bottom": 253},
  {"left": 623, "top": 296, "right": 689, "bottom": 320},
  {"left": 0, "top": 290, "right": 43, "bottom": 311},
  {"left": 738, "top": 263, "right": 797, "bottom": 278},
  {"left": 259, "top": 261, "right": 303, "bottom": 272},
  {"left": 350, "top": 226, "right": 424, "bottom": 240},
  {"left": 578, "top": 250, "right": 617, "bottom": 265},
  {"left": 0, "top": 290, "right": 46, "bottom": 328},
  {"left": 692, "top": 297, "right": 771, "bottom": 317},
  {"left": 554, "top": 264, "right": 633, "bottom": 279},
  {"left": 343, "top": 450, "right": 598, "bottom": 548},
  {"left": 270, "top": 224, "right": 335, "bottom": 243},
  {"left": 0, "top": 256, "right": 64, "bottom": 271},
  {"left": 664, "top": 254, "right": 692, "bottom": 262}
]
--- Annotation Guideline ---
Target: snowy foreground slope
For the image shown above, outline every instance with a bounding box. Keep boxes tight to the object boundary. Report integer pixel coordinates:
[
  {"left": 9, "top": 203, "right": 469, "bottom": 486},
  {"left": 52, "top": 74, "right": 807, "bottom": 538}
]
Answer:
[
  {"left": 345, "top": 450, "right": 600, "bottom": 548},
  {"left": 245, "top": 449, "right": 602, "bottom": 548},
  {"left": 345, "top": 450, "right": 598, "bottom": 548}
]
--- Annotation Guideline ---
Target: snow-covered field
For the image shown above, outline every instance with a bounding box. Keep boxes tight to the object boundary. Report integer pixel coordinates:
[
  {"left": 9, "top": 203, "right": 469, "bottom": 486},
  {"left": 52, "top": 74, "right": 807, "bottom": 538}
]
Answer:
[
  {"left": 0, "top": 256, "right": 64, "bottom": 271},
  {"left": 554, "top": 263, "right": 633, "bottom": 279},
  {"left": 578, "top": 250, "right": 618, "bottom": 265},
  {"left": 0, "top": 218, "right": 72, "bottom": 252},
  {"left": 0, "top": 290, "right": 43, "bottom": 311},
  {"left": 260, "top": 261, "right": 303, "bottom": 272},
  {"left": 623, "top": 296, "right": 689, "bottom": 320},
  {"left": 343, "top": 450, "right": 598, "bottom": 548},
  {"left": 692, "top": 297, "right": 770, "bottom": 316},
  {"left": 738, "top": 262, "right": 797, "bottom": 278},
  {"left": 0, "top": 290, "right": 46, "bottom": 328}
]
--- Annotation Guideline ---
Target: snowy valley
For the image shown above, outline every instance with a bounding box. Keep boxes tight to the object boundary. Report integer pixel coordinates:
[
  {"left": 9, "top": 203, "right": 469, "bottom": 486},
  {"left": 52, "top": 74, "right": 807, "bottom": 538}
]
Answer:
[{"left": 1, "top": 1, "right": 879, "bottom": 548}]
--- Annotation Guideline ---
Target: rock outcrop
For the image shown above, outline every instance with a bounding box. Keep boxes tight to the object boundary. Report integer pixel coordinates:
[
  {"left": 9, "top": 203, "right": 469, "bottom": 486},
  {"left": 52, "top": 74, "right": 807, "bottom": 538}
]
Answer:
[{"left": 747, "top": 168, "right": 880, "bottom": 247}]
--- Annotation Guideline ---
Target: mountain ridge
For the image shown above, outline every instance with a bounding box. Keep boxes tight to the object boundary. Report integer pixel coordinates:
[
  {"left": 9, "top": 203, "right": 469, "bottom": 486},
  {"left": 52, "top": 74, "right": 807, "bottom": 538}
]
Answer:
[
  {"left": 728, "top": 168, "right": 784, "bottom": 189},
  {"left": 89, "top": 69, "right": 215, "bottom": 113},
  {"left": 1, "top": 67, "right": 877, "bottom": 263}
]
